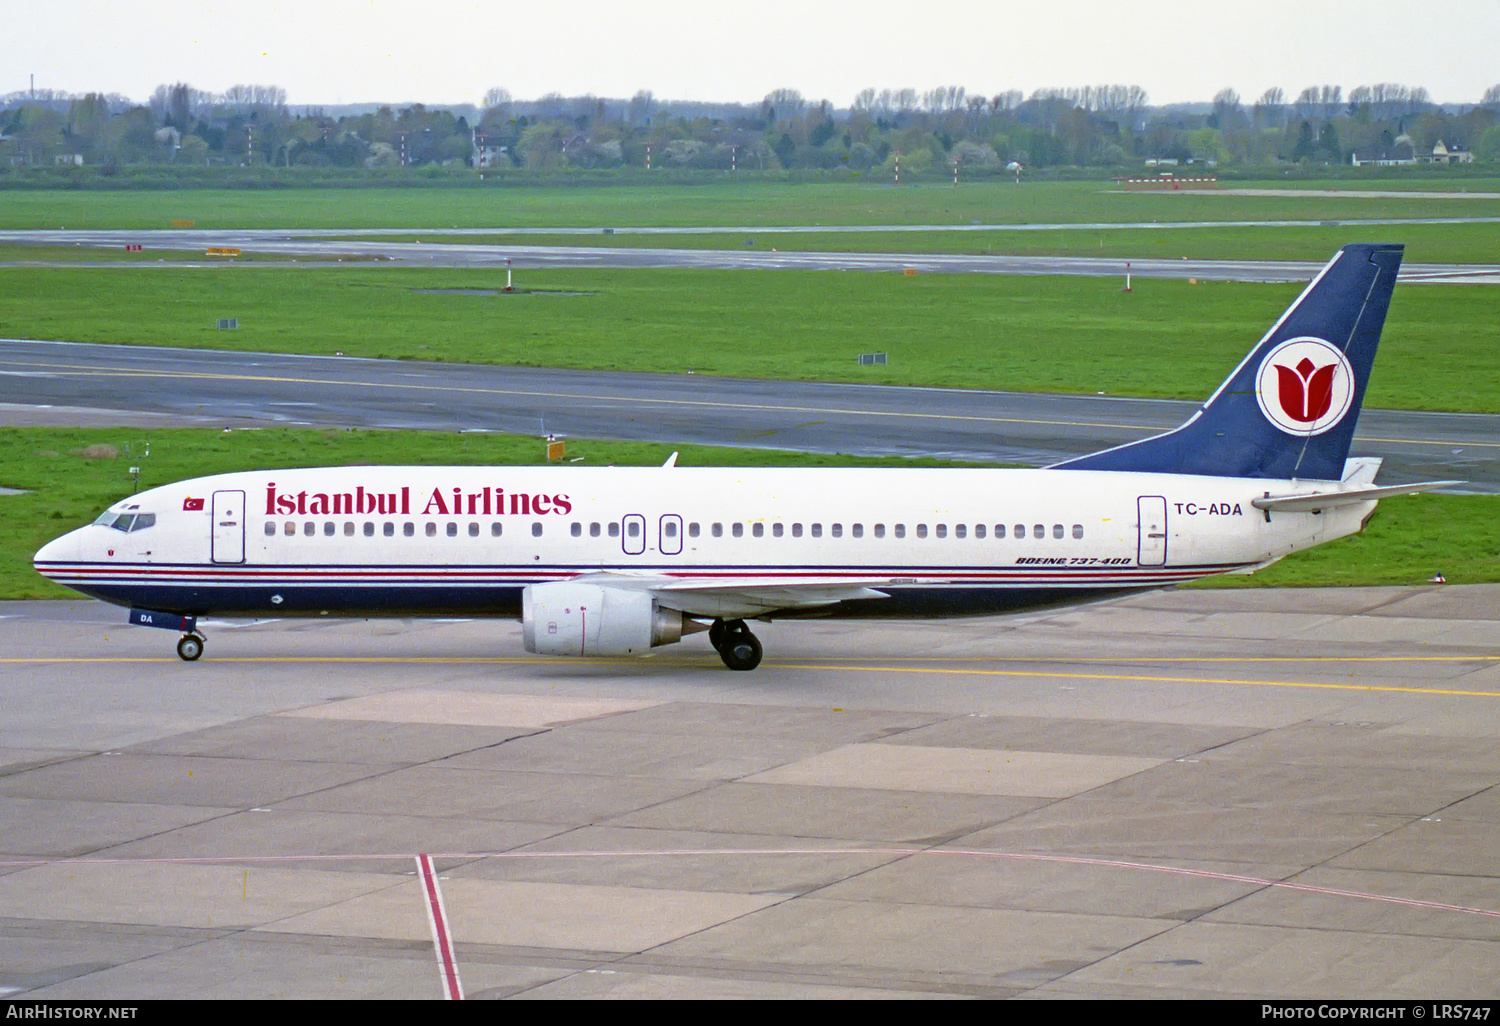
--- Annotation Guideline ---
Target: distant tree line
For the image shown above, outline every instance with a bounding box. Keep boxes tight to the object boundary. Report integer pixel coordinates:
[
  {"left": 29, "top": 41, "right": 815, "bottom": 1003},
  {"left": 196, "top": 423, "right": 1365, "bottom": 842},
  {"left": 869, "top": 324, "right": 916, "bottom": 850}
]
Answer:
[{"left": 4, "top": 81, "right": 1500, "bottom": 176}]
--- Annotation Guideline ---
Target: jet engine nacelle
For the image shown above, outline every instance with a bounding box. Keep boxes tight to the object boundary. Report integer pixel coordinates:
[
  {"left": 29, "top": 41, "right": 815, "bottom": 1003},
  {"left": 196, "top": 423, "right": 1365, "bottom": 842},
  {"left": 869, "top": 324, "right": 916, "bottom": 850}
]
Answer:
[{"left": 521, "top": 582, "right": 686, "bottom": 657}]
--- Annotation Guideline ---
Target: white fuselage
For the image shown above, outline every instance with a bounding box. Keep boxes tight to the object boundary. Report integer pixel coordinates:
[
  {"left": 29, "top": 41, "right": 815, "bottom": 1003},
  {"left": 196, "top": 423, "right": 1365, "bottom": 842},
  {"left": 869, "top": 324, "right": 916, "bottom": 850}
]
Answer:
[{"left": 34, "top": 464, "right": 1371, "bottom": 621}]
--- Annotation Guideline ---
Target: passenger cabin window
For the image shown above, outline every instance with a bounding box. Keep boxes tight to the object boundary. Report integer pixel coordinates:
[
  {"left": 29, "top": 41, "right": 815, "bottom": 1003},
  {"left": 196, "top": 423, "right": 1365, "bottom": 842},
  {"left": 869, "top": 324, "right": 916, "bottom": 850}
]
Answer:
[
  {"left": 383, "top": 523, "right": 395, "bottom": 537},
  {"left": 772, "top": 523, "right": 783, "bottom": 538},
  {"left": 364, "top": 522, "right": 375, "bottom": 537},
  {"left": 469, "top": 523, "right": 480, "bottom": 537},
  {"left": 830, "top": 524, "right": 842, "bottom": 538},
  {"left": 894, "top": 524, "right": 906, "bottom": 539},
  {"left": 792, "top": 524, "right": 803, "bottom": 537},
  {"left": 1033, "top": 524, "right": 1045, "bottom": 539},
  {"left": 403, "top": 523, "right": 415, "bottom": 537},
  {"left": 811, "top": 524, "right": 822, "bottom": 538},
  {"left": 751, "top": 523, "right": 763, "bottom": 538},
  {"left": 491, "top": 523, "right": 503, "bottom": 537},
  {"left": 446, "top": 523, "right": 458, "bottom": 538},
  {"left": 571, "top": 523, "right": 583, "bottom": 537},
  {"left": 732, "top": 523, "right": 744, "bottom": 538},
  {"left": 531, "top": 523, "right": 543, "bottom": 537},
  {"left": 916, "top": 525, "right": 927, "bottom": 539},
  {"left": 1073, "top": 524, "right": 1084, "bottom": 539},
  {"left": 1053, "top": 524, "right": 1064, "bottom": 539},
  {"left": 426, "top": 523, "right": 438, "bottom": 537}
]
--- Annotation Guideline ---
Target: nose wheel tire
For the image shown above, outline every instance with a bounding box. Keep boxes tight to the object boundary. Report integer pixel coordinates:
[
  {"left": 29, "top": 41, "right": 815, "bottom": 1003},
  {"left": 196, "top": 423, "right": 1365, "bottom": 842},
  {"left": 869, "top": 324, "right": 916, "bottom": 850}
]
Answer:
[
  {"left": 711, "top": 619, "right": 763, "bottom": 671},
  {"left": 176, "top": 634, "right": 205, "bottom": 662}
]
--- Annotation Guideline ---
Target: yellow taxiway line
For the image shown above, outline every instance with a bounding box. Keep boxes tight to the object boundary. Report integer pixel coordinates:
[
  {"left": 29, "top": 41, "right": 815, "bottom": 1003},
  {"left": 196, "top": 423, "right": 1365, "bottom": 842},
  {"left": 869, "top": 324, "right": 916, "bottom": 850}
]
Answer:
[{"left": 3, "top": 654, "right": 1497, "bottom": 697}]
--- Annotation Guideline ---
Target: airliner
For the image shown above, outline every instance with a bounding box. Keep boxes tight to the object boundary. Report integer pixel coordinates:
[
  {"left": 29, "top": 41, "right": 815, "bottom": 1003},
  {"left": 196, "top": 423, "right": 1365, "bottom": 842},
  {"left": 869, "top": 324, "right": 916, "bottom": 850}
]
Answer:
[{"left": 34, "top": 244, "right": 1455, "bottom": 670}]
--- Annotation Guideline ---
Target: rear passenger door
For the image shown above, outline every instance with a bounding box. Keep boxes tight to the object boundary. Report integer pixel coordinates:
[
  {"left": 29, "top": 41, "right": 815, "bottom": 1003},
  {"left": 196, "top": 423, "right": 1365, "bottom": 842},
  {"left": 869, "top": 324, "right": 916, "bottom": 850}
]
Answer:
[{"left": 1137, "top": 495, "right": 1167, "bottom": 566}]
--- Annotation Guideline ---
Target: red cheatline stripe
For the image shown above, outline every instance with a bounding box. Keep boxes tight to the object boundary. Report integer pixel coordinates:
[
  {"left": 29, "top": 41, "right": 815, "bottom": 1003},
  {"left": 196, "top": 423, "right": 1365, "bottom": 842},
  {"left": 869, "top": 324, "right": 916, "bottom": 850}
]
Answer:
[{"left": 416, "top": 854, "right": 464, "bottom": 1001}]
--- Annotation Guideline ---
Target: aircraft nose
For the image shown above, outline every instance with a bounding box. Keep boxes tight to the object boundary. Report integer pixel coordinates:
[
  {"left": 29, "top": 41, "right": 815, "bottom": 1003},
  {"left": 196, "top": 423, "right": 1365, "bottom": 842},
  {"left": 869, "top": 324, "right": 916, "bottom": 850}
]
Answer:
[{"left": 34, "top": 528, "right": 85, "bottom": 579}]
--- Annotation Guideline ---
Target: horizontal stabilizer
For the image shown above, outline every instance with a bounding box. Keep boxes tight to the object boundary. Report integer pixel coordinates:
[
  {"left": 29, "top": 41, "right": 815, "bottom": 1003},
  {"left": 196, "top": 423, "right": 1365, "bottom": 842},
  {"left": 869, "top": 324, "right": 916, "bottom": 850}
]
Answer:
[{"left": 1251, "top": 480, "right": 1462, "bottom": 513}]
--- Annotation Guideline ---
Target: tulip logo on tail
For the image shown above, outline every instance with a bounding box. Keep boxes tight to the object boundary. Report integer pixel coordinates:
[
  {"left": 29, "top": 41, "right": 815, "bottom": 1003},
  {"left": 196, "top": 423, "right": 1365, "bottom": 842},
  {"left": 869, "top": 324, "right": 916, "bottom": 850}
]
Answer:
[{"left": 1255, "top": 337, "right": 1355, "bottom": 436}]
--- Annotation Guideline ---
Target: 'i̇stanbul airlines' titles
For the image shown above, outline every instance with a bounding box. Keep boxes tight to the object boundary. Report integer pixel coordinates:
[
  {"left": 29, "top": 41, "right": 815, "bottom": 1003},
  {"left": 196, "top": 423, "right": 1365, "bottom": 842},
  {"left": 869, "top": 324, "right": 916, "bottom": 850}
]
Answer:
[{"left": 261, "top": 482, "right": 574, "bottom": 518}]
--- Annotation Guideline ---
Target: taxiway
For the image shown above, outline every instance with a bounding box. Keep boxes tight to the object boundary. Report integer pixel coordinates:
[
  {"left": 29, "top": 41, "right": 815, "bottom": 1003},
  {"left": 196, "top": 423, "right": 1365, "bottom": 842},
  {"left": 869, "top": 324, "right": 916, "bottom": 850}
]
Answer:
[{"left": 0, "top": 588, "right": 1496, "bottom": 998}]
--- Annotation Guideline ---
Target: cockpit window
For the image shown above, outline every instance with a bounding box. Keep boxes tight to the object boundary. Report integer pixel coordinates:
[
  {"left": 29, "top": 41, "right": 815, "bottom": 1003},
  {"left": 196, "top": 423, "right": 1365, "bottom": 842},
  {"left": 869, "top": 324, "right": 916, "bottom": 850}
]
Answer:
[{"left": 94, "top": 512, "right": 155, "bottom": 533}]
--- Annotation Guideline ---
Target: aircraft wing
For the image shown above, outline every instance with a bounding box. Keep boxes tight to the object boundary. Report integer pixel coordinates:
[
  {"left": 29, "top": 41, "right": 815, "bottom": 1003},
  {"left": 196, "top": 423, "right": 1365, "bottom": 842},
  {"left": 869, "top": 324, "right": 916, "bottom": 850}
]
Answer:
[
  {"left": 570, "top": 571, "right": 894, "bottom": 618},
  {"left": 1251, "top": 480, "right": 1463, "bottom": 514}
]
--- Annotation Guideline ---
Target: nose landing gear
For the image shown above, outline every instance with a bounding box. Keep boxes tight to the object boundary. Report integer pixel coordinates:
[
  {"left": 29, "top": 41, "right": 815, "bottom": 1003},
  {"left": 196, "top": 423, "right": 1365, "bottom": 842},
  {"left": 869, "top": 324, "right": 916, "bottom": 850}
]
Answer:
[
  {"left": 128, "top": 609, "right": 205, "bottom": 662},
  {"left": 176, "top": 633, "right": 205, "bottom": 661},
  {"left": 709, "top": 618, "right": 763, "bottom": 671}
]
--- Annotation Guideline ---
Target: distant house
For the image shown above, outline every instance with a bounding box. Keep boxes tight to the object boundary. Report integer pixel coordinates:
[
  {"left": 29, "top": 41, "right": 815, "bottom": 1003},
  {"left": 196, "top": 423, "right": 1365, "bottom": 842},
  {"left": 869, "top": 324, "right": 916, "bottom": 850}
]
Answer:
[{"left": 1424, "top": 139, "right": 1474, "bottom": 164}]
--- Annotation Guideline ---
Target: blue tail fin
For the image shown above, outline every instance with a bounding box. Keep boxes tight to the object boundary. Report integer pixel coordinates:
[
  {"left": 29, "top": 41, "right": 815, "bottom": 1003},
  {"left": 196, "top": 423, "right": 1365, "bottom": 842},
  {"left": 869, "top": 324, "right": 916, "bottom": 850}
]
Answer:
[{"left": 1055, "top": 243, "right": 1403, "bottom": 480}]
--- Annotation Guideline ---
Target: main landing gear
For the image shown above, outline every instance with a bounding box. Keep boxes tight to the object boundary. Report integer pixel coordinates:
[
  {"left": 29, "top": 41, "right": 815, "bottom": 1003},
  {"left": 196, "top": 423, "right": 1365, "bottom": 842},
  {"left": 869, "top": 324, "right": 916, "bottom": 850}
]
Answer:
[{"left": 708, "top": 618, "right": 763, "bottom": 671}]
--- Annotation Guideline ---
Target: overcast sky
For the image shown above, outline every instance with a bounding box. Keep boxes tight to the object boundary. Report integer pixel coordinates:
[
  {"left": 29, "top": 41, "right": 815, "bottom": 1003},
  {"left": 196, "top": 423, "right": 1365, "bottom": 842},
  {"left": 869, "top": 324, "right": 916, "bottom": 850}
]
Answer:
[{"left": 6, "top": 0, "right": 1497, "bottom": 108}]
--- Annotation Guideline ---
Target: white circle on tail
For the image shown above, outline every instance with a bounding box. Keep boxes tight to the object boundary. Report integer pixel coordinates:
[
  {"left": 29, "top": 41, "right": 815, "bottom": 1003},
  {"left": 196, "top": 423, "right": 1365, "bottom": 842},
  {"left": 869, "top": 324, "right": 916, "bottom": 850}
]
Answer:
[{"left": 1254, "top": 337, "right": 1355, "bottom": 436}]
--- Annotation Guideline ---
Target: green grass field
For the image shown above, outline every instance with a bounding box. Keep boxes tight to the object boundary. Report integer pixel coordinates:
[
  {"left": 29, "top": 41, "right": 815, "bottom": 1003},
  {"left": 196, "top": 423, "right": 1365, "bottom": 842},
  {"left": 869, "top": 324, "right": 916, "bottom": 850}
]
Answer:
[
  {"left": 4, "top": 426, "right": 1493, "bottom": 600},
  {"left": 4, "top": 179, "right": 1499, "bottom": 233},
  {"left": 2, "top": 265, "right": 1496, "bottom": 412}
]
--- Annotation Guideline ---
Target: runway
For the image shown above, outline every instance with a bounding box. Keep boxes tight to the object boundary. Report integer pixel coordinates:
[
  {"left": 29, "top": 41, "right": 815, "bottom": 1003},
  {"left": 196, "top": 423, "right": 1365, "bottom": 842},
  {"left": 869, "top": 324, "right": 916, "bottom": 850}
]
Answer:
[
  {"left": 2, "top": 228, "right": 1497, "bottom": 282},
  {"left": 0, "top": 588, "right": 1496, "bottom": 998},
  {"left": 2, "top": 338, "right": 1495, "bottom": 490}
]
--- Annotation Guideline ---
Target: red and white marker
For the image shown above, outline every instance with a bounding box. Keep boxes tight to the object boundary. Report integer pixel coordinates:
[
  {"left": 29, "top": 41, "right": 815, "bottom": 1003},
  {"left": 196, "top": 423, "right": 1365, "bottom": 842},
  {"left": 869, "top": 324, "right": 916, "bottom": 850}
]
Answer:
[{"left": 416, "top": 854, "right": 464, "bottom": 1000}]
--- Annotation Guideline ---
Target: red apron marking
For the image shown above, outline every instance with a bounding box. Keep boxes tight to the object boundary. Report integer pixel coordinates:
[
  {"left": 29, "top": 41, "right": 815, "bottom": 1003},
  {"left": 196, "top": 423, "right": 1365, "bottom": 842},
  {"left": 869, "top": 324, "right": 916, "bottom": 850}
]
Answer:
[{"left": 416, "top": 853, "right": 464, "bottom": 1001}]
